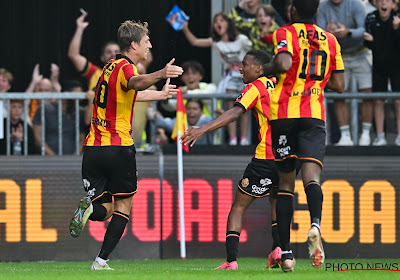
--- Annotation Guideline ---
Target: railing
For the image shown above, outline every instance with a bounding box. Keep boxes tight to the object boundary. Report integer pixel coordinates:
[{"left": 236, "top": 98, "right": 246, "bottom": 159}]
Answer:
[
  {"left": 0, "top": 93, "right": 86, "bottom": 156},
  {"left": 0, "top": 91, "right": 399, "bottom": 156}
]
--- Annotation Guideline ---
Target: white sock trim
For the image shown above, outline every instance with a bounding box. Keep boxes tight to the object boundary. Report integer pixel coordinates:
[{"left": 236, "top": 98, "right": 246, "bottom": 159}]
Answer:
[
  {"left": 282, "top": 250, "right": 293, "bottom": 255},
  {"left": 311, "top": 223, "right": 320, "bottom": 230}
]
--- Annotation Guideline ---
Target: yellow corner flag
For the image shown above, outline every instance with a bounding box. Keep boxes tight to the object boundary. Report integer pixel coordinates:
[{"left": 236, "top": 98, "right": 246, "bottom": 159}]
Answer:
[{"left": 171, "top": 89, "right": 189, "bottom": 152}]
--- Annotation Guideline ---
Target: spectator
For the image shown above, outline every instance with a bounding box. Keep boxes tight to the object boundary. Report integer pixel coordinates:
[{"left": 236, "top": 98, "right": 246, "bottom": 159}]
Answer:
[
  {"left": 32, "top": 88, "right": 86, "bottom": 155},
  {"left": 179, "top": 60, "right": 217, "bottom": 116},
  {"left": 362, "top": 0, "right": 377, "bottom": 14},
  {"left": 317, "top": 0, "right": 374, "bottom": 146},
  {"left": 68, "top": 12, "right": 120, "bottom": 91},
  {"left": 61, "top": 80, "right": 91, "bottom": 152},
  {"left": 0, "top": 99, "right": 35, "bottom": 155},
  {"left": 149, "top": 98, "right": 215, "bottom": 145},
  {"left": 364, "top": 0, "right": 400, "bottom": 146},
  {"left": 26, "top": 64, "right": 62, "bottom": 120},
  {"left": 0, "top": 68, "right": 13, "bottom": 118},
  {"left": 230, "top": 0, "right": 261, "bottom": 24},
  {"left": 230, "top": 4, "right": 280, "bottom": 56},
  {"left": 182, "top": 13, "right": 252, "bottom": 145}
]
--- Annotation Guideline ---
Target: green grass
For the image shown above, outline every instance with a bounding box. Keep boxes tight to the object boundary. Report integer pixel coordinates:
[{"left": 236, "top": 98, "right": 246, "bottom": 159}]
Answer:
[{"left": 0, "top": 258, "right": 399, "bottom": 280}]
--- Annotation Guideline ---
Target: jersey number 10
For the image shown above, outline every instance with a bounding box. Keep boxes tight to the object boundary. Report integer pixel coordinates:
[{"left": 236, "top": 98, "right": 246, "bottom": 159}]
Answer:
[
  {"left": 299, "top": 49, "right": 327, "bottom": 81},
  {"left": 95, "top": 80, "right": 109, "bottom": 109}
]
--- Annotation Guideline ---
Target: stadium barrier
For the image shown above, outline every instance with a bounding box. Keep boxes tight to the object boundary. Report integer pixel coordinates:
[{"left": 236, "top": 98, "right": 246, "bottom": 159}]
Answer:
[
  {"left": 0, "top": 154, "right": 399, "bottom": 261},
  {"left": 1, "top": 92, "right": 399, "bottom": 155}
]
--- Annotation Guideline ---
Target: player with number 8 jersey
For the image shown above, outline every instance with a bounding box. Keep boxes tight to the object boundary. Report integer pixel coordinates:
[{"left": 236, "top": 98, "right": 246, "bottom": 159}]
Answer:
[
  {"left": 85, "top": 55, "right": 140, "bottom": 147},
  {"left": 69, "top": 20, "right": 183, "bottom": 271}
]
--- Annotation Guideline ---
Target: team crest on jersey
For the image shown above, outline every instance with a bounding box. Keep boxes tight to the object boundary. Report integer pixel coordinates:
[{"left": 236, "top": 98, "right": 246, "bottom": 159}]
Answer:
[
  {"left": 277, "top": 40, "right": 287, "bottom": 50},
  {"left": 241, "top": 178, "right": 249, "bottom": 188}
]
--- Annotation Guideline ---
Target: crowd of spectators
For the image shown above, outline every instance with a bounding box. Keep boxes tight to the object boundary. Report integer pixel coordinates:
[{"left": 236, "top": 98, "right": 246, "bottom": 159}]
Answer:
[{"left": 1, "top": 0, "right": 400, "bottom": 155}]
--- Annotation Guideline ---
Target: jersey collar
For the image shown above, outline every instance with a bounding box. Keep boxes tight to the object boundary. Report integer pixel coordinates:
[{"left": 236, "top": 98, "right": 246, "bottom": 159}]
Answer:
[
  {"left": 116, "top": 54, "right": 135, "bottom": 65},
  {"left": 292, "top": 19, "right": 315, "bottom": 25}
]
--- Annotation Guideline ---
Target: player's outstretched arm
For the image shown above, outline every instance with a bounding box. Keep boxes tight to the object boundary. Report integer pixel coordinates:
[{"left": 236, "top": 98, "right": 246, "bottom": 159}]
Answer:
[
  {"left": 136, "top": 78, "right": 179, "bottom": 102},
  {"left": 263, "top": 52, "right": 292, "bottom": 77},
  {"left": 68, "top": 12, "right": 89, "bottom": 72},
  {"left": 128, "top": 58, "right": 183, "bottom": 91},
  {"left": 326, "top": 71, "right": 345, "bottom": 93},
  {"left": 181, "top": 106, "right": 244, "bottom": 147}
]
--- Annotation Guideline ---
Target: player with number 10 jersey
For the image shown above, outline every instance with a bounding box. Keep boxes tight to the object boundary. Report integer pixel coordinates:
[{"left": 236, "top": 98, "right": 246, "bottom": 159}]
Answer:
[{"left": 270, "top": 21, "right": 344, "bottom": 121}]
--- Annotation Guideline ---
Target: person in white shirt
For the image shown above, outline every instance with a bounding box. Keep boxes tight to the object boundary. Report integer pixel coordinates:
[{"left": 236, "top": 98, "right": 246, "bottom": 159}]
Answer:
[{"left": 182, "top": 12, "right": 252, "bottom": 146}]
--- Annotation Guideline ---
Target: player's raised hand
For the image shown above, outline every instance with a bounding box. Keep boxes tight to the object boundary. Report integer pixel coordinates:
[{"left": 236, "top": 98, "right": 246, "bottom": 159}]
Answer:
[
  {"left": 161, "top": 78, "right": 179, "bottom": 99},
  {"left": 181, "top": 126, "right": 204, "bottom": 147},
  {"left": 76, "top": 12, "right": 89, "bottom": 30},
  {"left": 162, "top": 58, "right": 183, "bottom": 78}
]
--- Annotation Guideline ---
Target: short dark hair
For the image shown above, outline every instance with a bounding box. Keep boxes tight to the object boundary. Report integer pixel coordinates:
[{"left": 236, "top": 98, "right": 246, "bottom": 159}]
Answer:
[
  {"left": 10, "top": 99, "right": 23, "bottom": 105},
  {"left": 186, "top": 98, "right": 204, "bottom": 110},
  {"left": 292, "top": 0, "right": 319, "bottom": 19},
  {"left": 182, "top": 61, "right": 204, "bottom": 77},
  {"left": 246, "top": 50, "right": 271, "bottom": 65},
  {"left": 257, "top": 4, "right": 276, "bottom": 18},
  {"left": 100, "top": 41, "right": 119, "bottom": 56}
]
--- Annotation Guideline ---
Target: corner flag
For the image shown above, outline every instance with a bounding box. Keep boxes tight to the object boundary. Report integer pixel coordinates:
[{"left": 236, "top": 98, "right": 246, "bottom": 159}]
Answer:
[{"left": 171, "top": 89, "right": 189, "bottom": 152}]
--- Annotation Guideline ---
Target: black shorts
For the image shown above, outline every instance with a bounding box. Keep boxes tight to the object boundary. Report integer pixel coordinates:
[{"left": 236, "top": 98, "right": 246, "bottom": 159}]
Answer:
[
  {"left": 237, "top": 158, "right": 279, "bottom": 198},
  {"left": 270, "top": 118, "right": 326, "bottom": 172},
  {"left": 82, "top": 145, "right": 138, "bottom": 204}
]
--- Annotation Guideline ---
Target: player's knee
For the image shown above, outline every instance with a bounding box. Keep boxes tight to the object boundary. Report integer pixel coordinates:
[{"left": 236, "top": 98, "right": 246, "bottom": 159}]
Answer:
[{"left": 102, "top": 203, "right": 114, "bottom": 220}]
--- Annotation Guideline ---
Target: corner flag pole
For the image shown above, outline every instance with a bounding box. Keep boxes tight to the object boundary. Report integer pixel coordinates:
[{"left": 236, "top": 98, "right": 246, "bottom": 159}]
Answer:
[
  {"left": 177, "top": 131, "right": 186, "bottom": 259},
  {"left": 158, "top": 146, "right": 164, "bottom": 259}
]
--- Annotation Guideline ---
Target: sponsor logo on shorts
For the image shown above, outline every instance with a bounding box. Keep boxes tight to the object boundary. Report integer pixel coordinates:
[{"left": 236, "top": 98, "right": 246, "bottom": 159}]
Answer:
[
  {"left": 277, "top": 146, "right": 291, "bottom": 157},
  {"left": 87, "top": 188, "right": 96, "bottom": 198},
  {"left": 252, "top": 185, "right": 269, "bottom": 195},
  {"left": 279, "top": 135, "right": 287, "bottom": 145},
  {"left": 241, "top": 178, "right": 249, "bottom": 188},
  {"left": 82, "top": 179, "right": 90, "bottom": 191},
  {"left": 260, "top": 178, "right": 272, "bottom": 187}
]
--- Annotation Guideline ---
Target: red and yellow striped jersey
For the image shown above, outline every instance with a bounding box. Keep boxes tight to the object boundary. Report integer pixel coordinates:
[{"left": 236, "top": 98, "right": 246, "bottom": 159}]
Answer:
[
  {"left": 235, "top": 76, "right": 275, "bottom": 160},
  {"left": 271, "top": 20, "right": 344, "bottom": 121},
  {"left": 81, "top": 61, "right": 102, "bottom": 91},
  {"left": 85, "top": 54, "right": 139, "bottom": 147}
]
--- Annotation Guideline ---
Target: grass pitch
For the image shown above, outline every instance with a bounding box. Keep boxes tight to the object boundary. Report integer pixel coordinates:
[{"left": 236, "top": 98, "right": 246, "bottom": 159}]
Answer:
[{"left": 0, "top": 258, "right": 398, "bottom": 280}]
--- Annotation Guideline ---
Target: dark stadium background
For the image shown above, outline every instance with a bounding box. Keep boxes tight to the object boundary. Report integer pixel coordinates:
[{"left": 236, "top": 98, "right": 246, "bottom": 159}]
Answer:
[{"left": 0, "top": 0, "right": 212, "bottom": 92}]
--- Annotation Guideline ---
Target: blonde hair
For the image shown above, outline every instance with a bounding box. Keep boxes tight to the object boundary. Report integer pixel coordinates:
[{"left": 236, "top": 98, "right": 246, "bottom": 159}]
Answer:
[
  {"left": 0, "top": 68, "right": 13, "bottom": 84},
  {"left": 117, "top": 20, "right": 149, "bottom": 52}
]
